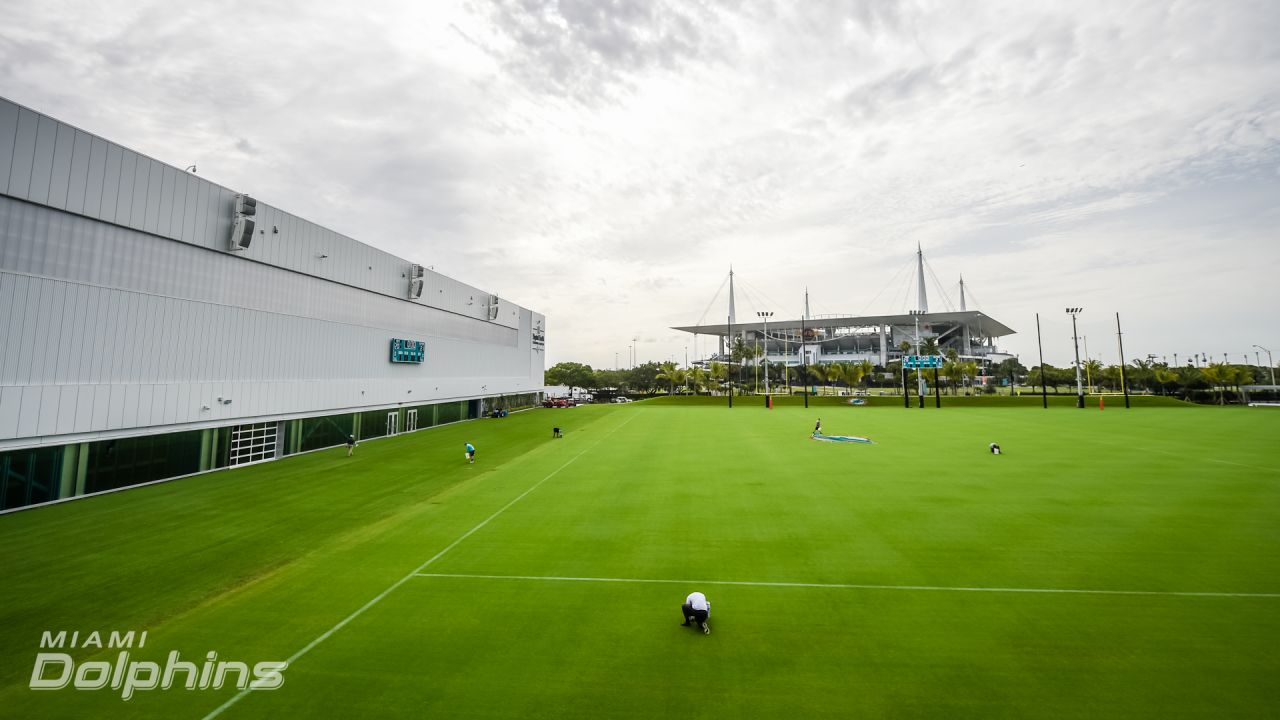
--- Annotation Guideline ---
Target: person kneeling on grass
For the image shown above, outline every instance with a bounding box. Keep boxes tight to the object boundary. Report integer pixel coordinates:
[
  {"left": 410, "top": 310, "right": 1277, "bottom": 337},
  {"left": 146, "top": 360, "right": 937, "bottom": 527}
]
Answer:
[
  {"left": 989, "top": 442, "right": 1001, "bottom": 455},
  {"left": 681, "top": 591, "right": 711, "bottom": 635}
]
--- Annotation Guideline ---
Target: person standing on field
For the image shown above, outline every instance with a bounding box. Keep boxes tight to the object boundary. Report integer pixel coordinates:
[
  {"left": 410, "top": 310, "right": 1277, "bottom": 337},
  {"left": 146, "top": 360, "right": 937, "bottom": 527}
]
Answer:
[
  {"left": 465, "top": 442, "right": 476, "bottom": 463},
  {"left": 346, "top": 434, "right": 357, "bottom": 457}
]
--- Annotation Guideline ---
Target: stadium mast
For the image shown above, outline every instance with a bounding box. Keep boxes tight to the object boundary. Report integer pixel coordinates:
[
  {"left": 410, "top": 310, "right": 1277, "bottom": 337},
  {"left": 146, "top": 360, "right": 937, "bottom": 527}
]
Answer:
[
  {"left": 729, "top": 266, "right": 736, "bottom": 327},
  {"left": 916, "top": 243, "right": 928, "bottom": 313}
]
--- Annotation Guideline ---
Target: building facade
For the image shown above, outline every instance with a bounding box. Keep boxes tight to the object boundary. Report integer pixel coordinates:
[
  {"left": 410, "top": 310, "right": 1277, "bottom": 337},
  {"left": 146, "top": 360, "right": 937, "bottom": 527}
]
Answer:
[{"left": 0, "top": 97, "right": 545, "bottom": 511}]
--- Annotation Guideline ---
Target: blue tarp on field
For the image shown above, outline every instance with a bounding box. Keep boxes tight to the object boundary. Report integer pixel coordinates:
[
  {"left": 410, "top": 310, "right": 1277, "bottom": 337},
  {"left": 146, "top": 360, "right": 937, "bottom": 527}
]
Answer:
[{"left": 812, "top": 433, "right": 873, "bottom": 444}]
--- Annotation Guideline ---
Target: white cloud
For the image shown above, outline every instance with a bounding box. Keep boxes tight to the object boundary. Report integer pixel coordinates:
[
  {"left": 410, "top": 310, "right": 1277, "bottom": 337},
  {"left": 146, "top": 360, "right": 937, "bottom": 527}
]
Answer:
[{"left": 2, "top": 0, "right": 1277, "bottom": 368}]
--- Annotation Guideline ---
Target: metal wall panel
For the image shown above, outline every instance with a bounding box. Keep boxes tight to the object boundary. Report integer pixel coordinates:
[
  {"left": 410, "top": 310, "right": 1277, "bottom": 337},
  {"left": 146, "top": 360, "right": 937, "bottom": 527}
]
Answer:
[
  {"left": 7, "top": 107, "right": 38, "bottom": 198},
  {"left": 49, "top": 122, "right": 76, "bottom": 210},
  {"left": 66, "top": 129, "right": 92, "bottom": 214},
  {"left": 0, "top": 100, "right": 18, "bottom": 194},
  {"left": 83, "top": 136, "right": 108, "bottom": 218},
  {"left": 143, "top": 158, "right": 162, "bottom": 234},
  {"left": 55, "top": 385, "right": 78, "bottom": 434},
  {"left": 100, "top": 143, "right": 122, "bottom": 223},
  {"left": 73, "top": 386, "right": 95, "bottom": 433},
  {"left": 0, "top": 386, "right": 21, "bottom": 437},
  {"left": 91, "top": 385, "right": 110, "bottom": 429},
  {"left": 0, "top": 272, "right": 17, "bottom": 382},
  {"left": 157, "top": 164, "right": 175, "bottom": 237},
  {"left": 116, "top": 149, "right": 137, "bottom": 226},
  {"left": 36, "top": 384, "right": 61, "bottom": 435},
  {"left": 27, "top": 114, "right": 58, "bottom": 205},
  {"left": 107, "top": 385, "right": 125, "bottom": 429},
  {"left": 172, "top": 169, "right": 189, "bottom": 241},
  {"left": 17, "top": 386, "right": 42, "bottom": 437}
]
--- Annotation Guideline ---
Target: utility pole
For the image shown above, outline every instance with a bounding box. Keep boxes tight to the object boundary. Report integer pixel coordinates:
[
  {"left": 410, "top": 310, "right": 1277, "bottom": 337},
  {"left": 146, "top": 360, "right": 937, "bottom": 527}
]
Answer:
[
  {"left": 1066, "top": 307, "right": 1085, "bottom": 408},
  {"left": 758, "top": 311, "right": 773, "bottom": 397},
  {"left": 1116, "top": 313, "right": 1130, "bottom": 409},
  {"left": 1256, "top": 345, "right": 1276, "bottom": 386},
  {"left": 727, "top": 314, "right": 733, "bottom": 408},
  {"left": 1036, "top": 313, "right": 1047, "bottom": 409},
  {"left": 914, "top": 313, "right": 924, "bottom": 408}
]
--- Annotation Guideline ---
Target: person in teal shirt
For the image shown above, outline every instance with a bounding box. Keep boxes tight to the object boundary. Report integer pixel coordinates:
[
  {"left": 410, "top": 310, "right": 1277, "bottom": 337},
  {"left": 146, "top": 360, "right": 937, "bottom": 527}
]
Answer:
[{"left": 465, "top": 442, "right": 476, "bottom": 463}]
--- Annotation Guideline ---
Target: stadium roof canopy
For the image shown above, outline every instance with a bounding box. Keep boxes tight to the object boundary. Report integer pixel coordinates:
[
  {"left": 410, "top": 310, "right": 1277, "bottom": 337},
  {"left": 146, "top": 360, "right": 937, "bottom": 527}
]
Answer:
[{"left": 672, "top": 310, "right": 1015, "bottom": 338}]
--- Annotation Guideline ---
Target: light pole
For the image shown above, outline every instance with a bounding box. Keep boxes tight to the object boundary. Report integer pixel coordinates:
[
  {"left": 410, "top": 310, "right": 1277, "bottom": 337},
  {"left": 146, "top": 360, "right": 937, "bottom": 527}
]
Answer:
[
  {"left": 1256, "top": 345, "right": 1276, "bottom": 386},
  {"left": 913, "top": 312, "right": 925, "bottom": 406},
  {"left": 1066, "top": 307, "right": 1085, "bottom": 408},
  {"left": 757, "top": 311, "right": 773, "bottom": 396}
]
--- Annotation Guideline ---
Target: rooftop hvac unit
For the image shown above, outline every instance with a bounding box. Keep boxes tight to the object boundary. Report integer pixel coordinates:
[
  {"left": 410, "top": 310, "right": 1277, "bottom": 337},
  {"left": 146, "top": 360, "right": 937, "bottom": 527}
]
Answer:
[
  {"left": 408, "top": 264, "right": 425, "bottom": 299},
  {"left": 229, "top": 194, "right": 257, "bottom": 250}
]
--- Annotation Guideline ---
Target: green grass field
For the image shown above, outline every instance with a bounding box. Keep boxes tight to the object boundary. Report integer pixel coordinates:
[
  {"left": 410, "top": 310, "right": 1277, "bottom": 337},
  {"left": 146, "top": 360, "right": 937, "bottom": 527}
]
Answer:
[{"left": 1, "top": 399, "right": 1278, "bottom": 719}]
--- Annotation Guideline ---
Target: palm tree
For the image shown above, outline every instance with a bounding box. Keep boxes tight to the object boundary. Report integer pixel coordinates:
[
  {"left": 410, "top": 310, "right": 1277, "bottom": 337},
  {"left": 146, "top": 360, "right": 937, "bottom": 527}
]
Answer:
[
  {"left": 1084, "top": 359, "right": 1103, "bottom": 393},
  {"left": 708, "top": 361, "right": 727, "bottom": 394},
  {"left": 855, "top": 360, "right": 874, "bottom": 390},
  {"left": 808, "top": 364, "right": 829, "bottom": 394},
  {"left": 1153, "top": 367, "right": 1179, "bottom": 396},
  {"left": 960, "top": 361, "right": 979, "bottom": 395},
  {"left": 1200, "top": 363, "right": 1228, "bottom": 404},
  {"left": 921, "top": 336, "right": 940, "bottom": 357},
  {"left": 688, "top": 366, "right": 709, "bottom": 394},
  {"left": 655, "top": 361, "right": 684, "bottom": 396},
  {"left": 850, "top": 362, "right": 870, "bottom": 391}
]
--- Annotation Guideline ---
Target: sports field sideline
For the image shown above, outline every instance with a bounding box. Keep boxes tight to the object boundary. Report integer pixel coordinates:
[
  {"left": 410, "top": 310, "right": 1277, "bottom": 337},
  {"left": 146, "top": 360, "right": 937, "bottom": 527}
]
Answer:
[{"left": 1, "top": 399, "right": 1277, "bottom": 718}]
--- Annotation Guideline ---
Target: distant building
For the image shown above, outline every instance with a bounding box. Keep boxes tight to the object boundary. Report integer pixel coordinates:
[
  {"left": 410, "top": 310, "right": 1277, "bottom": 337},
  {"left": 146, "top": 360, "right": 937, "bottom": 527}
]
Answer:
[
  {"left": 673, "top": 248, "right": 1015, "bottom": 369},
  {"left": 0, "top": 96, "right": 544, "bottom": 511}
]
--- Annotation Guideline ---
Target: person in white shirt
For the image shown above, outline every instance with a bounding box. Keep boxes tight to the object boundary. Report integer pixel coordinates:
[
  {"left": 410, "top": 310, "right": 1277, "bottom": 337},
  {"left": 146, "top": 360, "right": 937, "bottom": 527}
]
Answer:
[{"left": 681, "top": 591, "right": 711, "bottom": 634}]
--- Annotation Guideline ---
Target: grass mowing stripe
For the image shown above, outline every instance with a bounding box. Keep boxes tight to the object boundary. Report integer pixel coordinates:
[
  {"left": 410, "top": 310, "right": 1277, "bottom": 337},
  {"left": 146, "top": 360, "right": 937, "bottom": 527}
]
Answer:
[
  {"left": 412, "top": 572, "right": 1280, "bottom": 599},
  {"left": 1083, "top": 435, "right": 1280, "bottom": 474},
  {"left": 201, "top": 412, "right": 638, "bottom": 719}
]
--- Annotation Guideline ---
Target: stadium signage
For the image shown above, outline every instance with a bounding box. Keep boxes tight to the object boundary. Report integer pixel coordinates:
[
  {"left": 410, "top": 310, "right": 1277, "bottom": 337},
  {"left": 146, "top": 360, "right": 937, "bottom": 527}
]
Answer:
[
  {"left": 390, "top": 338, "right": 425, "bottom": 363},
  {"left": 532, "top": 325, "right": 545, "bottom": 350},
  {"left": 30, "top": 629, "right": 288, "bottom": 701},
  {"left": 903, "top": 355, "right": 943, "bottom": 369}
]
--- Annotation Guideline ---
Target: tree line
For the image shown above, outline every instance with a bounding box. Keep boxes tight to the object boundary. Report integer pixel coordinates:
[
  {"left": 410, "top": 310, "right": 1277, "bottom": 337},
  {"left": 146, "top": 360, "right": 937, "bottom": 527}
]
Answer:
[{"left": 545, "top": 351, "right": 1270, "bottom": 405}]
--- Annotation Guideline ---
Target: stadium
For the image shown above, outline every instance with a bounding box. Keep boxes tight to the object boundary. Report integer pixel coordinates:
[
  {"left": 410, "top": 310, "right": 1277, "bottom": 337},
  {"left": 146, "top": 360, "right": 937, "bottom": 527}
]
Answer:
[
  {"left": 0, "top": 96, "right": 545, "bottom": 512},
  {"left": 673, "top": 254, "right": 1016, "bottom": 371}
]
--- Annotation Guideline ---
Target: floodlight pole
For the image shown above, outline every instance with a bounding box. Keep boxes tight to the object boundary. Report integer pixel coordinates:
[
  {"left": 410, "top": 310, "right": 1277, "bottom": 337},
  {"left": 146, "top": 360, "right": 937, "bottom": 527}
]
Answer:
[
  {"left": 1116, "top": 312, "right": 1130, "bottom": 409},
  {"left": 801, "top": 312, "right": 809, "bottom": 408},
  {"left": 727, "top": 314, "right": 733, "bottom": 408},
  {"left": 1255, "top": 345, "right": 1276, "bottom": 386},
  {"left": 914, "top": 314, "right": 924, "bottom": 408},
  {"left": 758, "top": 311, "right": 773, "bottom": 399},
  {"left": 1067, "top": 308, "right": 1085, "bottom": 408},
  {"left": 1036, "top": 313, "right": 1048, "bottom": 408}
]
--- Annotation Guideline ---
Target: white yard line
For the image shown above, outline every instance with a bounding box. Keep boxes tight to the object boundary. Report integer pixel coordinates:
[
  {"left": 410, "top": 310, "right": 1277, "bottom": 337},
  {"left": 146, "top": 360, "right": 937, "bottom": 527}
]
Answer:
[
  {"left": 201, "top": 412, "right": 637, "bottom": 719},
  {"left": 411, "top": 572, "right": 1280, "bottom": 599}
]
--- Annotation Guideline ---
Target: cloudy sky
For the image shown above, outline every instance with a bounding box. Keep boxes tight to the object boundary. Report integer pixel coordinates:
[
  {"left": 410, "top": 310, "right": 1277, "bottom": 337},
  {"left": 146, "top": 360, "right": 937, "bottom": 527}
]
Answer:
[{"left": 3, "top": 0, "right": 1277, "bottom": 370}]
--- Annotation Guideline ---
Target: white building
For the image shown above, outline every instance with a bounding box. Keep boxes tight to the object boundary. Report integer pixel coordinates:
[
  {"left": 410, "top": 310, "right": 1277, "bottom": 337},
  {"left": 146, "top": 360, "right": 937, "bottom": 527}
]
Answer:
[{"left": 0, "top": 97, "right": 545, "bottom": 511}]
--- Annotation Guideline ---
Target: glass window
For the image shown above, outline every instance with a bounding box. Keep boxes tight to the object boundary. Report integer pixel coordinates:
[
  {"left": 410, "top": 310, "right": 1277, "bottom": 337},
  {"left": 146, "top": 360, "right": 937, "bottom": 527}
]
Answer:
[
  {"left": 0, "top": 446, "right": 64, "bottom": 510},
  {"left": 84, "top": 430, "right": 203, "bottom": 494}
]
